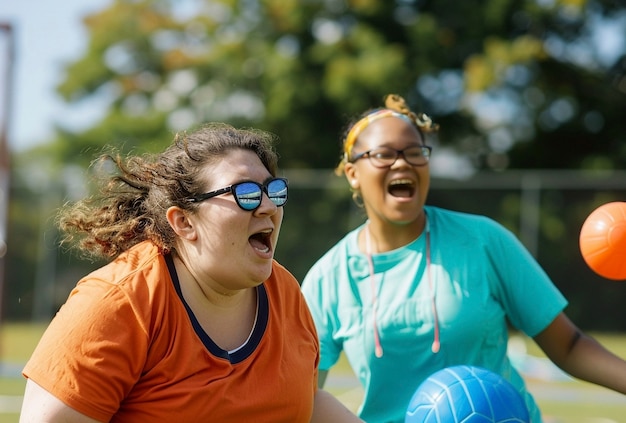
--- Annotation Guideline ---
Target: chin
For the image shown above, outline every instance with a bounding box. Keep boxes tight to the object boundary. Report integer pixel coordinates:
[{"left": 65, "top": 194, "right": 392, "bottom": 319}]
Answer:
[
  {"left": 387, "top": 215, "right": 419, "bottom": 226},
  {"left": 251, "top": 266, "right": 273, "bottom": 285}
]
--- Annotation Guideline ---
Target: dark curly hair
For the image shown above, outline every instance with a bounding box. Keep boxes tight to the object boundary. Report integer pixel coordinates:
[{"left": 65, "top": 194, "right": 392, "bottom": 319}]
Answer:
[{"left": 57, "top": 123, "right": 280, "bottom": 260}]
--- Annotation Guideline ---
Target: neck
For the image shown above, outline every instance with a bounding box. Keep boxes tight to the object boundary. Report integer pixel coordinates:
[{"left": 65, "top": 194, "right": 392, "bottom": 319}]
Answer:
[
  {"left": 172, "top": 253, "right": 250, "bottom": 307},
  {"left": 362, "top": 213, "right": 427, "bottom": 253}
]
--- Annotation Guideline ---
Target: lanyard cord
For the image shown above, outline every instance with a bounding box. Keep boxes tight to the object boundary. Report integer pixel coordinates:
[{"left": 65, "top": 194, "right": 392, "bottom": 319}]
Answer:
[
  {"left": 365, "top": 220, "right": 440, "bottom": 358},
  {"left": 365, "top": 225, "right": 384, "bottom": 358},
  {"left": 427, "top": 228, "right": 440, "bottom": 353}
]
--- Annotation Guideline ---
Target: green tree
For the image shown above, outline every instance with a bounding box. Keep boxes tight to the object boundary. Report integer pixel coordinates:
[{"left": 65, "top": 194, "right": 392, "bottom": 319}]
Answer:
[
  {"left": 6, "top": 0, "right": 626, "bottom": 323},
  {"left": 44, "top": 0, "right": 626, "bottom": 171}
]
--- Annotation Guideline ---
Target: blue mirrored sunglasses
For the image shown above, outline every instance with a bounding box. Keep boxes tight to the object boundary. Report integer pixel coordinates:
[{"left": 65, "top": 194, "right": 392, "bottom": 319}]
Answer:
[{"left": 189, "top": 177, "right": 288, "bottom": 211}]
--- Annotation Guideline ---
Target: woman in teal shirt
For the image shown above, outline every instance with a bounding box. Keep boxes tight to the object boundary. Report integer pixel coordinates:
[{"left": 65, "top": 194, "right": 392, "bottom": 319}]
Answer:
[{"left": 301, "top": 94, "right": 626, "bottom": 423}]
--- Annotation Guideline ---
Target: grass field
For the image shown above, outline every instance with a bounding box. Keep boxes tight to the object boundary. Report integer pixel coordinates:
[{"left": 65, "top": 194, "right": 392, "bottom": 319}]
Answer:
[
  {"left": 1, "top": 322, "right": 47, "bottom": 423},
  {"left": 3, "top": 323, "right": 626, "bottom": 422},
  {"left": 326, "top": 333, "right": 626, "bottom": 423}
]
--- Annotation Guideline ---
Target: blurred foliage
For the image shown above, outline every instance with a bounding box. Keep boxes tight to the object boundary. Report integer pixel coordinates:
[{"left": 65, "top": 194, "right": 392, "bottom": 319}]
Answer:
[
  {"left": 4, "top": 0, "right": 626, "bottom": 327},
  {"left": 40, "top": 0, "right": 626, "bottom": 171}
]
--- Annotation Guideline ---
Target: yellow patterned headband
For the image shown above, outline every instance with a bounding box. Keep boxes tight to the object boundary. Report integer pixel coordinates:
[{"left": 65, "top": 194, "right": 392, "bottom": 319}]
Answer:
[
  {"left": 343, "top": 109, "right": 411, "bottom": 158},
  {"left": 342, "top": 94, "right": 439, "bottom": 160}
]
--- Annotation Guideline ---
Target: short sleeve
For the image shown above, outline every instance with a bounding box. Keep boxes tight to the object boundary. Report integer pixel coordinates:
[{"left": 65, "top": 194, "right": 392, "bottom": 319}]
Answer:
[
  {"left": 485, "top": 219, "right": 568, "bottom": 336},
  {"left": 23, "top": 278, "right": 149, "bottom": 421}
]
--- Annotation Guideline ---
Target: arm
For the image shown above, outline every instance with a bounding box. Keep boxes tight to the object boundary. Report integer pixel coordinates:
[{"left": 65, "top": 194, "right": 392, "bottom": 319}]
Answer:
[
  {"left": 19, "top": 379, "right": 104, "bottom": 423},
  {"left": 310, "top": 388, "right": 364, "bottom": 423},
  {"left": 533, "top": 312, "right": 626, "bottom": 394},
  {"left": 318, "top": 369, "right": 329, "bottom": 388}
]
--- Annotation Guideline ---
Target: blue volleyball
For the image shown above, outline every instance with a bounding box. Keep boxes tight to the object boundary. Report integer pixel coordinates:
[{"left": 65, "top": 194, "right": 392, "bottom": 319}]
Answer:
[{"left": 405, "top": 365, "right": 530, "bottom": 423}]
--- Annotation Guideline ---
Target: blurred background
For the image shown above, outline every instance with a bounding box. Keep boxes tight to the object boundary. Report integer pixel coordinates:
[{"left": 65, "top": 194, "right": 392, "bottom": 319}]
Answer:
[{"left": 0, "top": 0, "right": 626, "bottom": 420}]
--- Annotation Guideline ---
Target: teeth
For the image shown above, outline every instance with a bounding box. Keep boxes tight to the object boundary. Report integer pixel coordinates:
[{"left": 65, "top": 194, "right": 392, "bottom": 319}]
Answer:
[
  {"left": 390, "top": 179, "right": 413, "bottom": 186},
  {"left": 250, "top": 229, "right": 272, "bottom": 254}
]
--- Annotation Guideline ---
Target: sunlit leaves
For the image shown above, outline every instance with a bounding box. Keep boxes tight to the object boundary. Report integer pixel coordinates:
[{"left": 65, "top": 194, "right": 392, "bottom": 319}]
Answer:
[
  {"left": 46, "top": 0, "right": 626, "bottom": 174},
  {"left": 465, "top": 36, "right": 545, "bottom": 92}
]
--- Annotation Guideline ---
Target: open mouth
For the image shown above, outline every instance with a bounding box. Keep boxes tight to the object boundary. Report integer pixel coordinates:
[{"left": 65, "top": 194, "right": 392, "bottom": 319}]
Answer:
[
  {"left": 249, "top": 229, "right": 272, "bottom": 253},
  {"left": 388, "top": 178, "right": 415, "bottom": 198}
]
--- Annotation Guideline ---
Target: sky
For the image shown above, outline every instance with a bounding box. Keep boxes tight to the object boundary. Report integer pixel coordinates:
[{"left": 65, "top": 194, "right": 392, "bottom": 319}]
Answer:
[{"left": 1, "top": 0, "right": 110, "bottom": 152}]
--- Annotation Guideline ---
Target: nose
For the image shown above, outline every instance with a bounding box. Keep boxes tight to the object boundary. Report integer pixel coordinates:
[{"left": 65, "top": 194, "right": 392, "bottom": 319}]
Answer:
[
  {"left": 391, "top": 151, "right": 412, "bottom": 168},
  {"left": 254, "top": 192, "right": 278, "bottom": 216}
]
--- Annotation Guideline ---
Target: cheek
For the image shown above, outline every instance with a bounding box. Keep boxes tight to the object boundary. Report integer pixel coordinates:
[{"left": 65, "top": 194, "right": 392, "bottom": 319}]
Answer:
[
  {"left": 360, "top": 172, "right": 387, "bottom": 199},
  {"left": 272, "top": 209, "right": 284, "bottom": 235},
  {"left": 200, "top": 210, "right": 243, "bottom": 240},
  {"left": 418, "top": 168, "right": 430, "bottom": 193},
  {"left": 276, "top": 207, "right": 284, "bottom": 222}
]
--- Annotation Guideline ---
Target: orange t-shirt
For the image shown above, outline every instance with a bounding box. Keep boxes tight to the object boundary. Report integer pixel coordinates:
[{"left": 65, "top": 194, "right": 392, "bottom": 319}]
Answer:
[{"left": 23, "top": 241, "right": 319, "bottom": 422}]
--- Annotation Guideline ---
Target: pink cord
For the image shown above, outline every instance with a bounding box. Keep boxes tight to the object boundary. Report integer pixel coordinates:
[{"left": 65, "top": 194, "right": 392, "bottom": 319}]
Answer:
[
  {"left": 365, "top": 226, "right": 384, "bottom": 358},
  {"left": 365, "top": 219, "right": 440, "bottom": 358},
  {"left": 426, "top": 230, "right": 440, "bottom": 353}
]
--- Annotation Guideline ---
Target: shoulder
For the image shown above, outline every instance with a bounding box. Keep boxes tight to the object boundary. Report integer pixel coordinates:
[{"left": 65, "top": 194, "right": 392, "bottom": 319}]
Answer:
[
  {"left": 68, "top": 241, "right": 171, "bottom": 323},
  {"left": 264, "top": 260, "right": 305, "bottom": 298},
  {"left": 83, "top": 241, "right": 166, "bottom": 289},
  {"left": 426, "top": 206, "right": 523, "bottom": 255},
  {"left": 265, "top": 261, "right": 317, "bottom": 325},
  {"left": 426, "top": 205, "right": 510, "bottom": 237},
  {"left": 300, "top": 227, "right": 364, "bottom": 301},
  {"left": 269, "top": 260, "right": 299, "bottom": 285},
  {"left": 304, "top": 227, "right": 361, "bottom": 273},
  {"left": 426, "top": 205, "right": 496, "bottom": 225}
]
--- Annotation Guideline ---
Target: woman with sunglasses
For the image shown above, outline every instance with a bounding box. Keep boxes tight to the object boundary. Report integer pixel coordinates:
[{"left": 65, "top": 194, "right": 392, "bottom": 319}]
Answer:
[
  {"left": 301, "top": 95, "right": 626, "bottom": 423},
  {"left": 20, "top": 123, "right": 363, "bottom": 423}
]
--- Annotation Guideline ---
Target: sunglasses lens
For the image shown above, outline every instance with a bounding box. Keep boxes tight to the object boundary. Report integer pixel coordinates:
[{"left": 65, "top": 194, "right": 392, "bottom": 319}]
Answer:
[
  {"left": 232, "top": 179, "right": 288, "bottom": 211},
  {"left": 234, "top": 183, "right": 262, "bottom": 210},
  {"left": 267, "top": 179, "right": 288, "bottom": 206}
]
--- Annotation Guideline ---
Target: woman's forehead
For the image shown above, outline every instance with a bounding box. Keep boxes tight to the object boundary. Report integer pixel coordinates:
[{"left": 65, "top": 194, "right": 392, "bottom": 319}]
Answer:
[
  {"left": 357, "top": 117, "right": 423, "bottom": 147},
  {"left": 199, "top": 150, "right": 269, "bottom": 185}
]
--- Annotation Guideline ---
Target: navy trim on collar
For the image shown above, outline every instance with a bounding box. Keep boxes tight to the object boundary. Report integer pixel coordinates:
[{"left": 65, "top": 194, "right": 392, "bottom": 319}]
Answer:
[{"left": 165, "top": 254, "right": 269, "bottom": 364}]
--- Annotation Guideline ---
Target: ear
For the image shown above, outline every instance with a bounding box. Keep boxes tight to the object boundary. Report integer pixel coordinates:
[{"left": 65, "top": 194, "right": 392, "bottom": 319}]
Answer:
[
  {"left": 166, "top": 206, "right": 197, "bottom": 240},
  {"left": 344, "top": 162, "right": 360, "bottom": 190}
]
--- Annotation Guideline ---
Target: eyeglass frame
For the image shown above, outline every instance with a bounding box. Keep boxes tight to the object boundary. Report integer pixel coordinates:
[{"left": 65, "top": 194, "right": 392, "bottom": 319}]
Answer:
[
  {"left": 349, "top": 145, "right": 433, "bottom": 168},
  {"left": 188, "top": 177, "right": 288, "bottom": 211}
]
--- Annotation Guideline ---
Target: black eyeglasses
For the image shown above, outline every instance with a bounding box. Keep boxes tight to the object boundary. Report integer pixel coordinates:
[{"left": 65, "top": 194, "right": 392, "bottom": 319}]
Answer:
[
  {"left": 189, "top": 177, "right": 288, "bottom": 211},
  {"left": 350, "top": 146, "right": 432, "bottom": 168}
]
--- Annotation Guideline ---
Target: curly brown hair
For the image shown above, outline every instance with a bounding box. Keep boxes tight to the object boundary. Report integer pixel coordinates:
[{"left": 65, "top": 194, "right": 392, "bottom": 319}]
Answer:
[{"left": 57, "top": 123, "right": 280, "bottom": 261}]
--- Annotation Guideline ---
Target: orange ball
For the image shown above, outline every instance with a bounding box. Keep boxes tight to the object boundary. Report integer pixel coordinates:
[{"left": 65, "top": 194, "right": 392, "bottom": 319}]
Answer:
[{"left": 579, "top": 202, "right": 626, "bottom": 281}]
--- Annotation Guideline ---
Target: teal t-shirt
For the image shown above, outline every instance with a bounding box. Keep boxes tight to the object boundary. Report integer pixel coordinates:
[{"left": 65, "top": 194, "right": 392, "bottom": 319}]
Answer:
[{"left": 301, "top": 206, "right": 567, "bottom": 423}]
